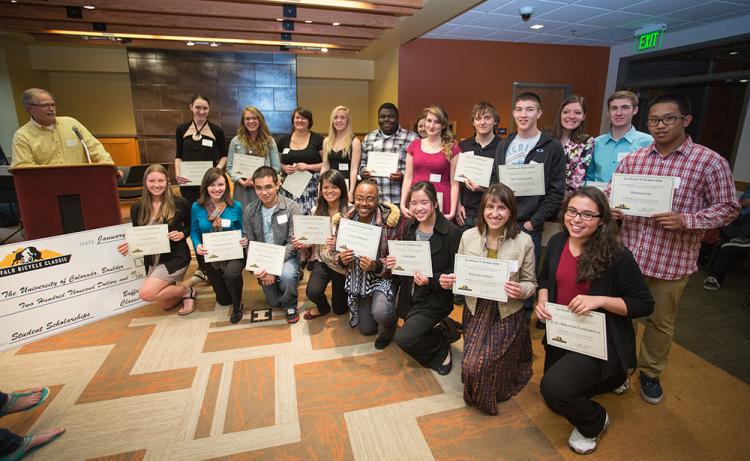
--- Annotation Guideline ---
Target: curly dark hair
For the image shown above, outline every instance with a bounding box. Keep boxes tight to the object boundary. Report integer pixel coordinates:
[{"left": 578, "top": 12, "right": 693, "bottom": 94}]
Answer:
[{"left": 562, "top": 187, "right": 623, "bottom": 282}]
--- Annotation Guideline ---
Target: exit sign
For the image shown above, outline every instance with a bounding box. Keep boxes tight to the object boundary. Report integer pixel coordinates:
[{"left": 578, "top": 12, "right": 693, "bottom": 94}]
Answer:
[{"left": 635, "top": 24, "right": 666, "bottom": 52}]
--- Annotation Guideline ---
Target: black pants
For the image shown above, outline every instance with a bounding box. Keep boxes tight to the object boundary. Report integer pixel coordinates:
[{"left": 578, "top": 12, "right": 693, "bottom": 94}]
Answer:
[
  {"left": 204, "top": 259, "right": 244, "bottom": 312},
  {"left": 394, "top": 306, "right": 452, "bottom": 370},
  {"left": 305, "top": 261, "right": 347, "bottom": 315},
  {"left": 540, "top": 347, "right": 624, "bottom": 438},
  {"left": 0, "top": 392, "right": 22, "bottom": 456}
]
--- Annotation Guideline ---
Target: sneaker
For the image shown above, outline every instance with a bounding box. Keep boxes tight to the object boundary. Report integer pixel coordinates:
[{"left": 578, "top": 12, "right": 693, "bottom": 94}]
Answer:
[
  {"left": 639, "top": 372, "right": 663, "bottom": 404},
  {"left": 612, "top": 378, "right": 630, "bottom": 395},
  {"left": 702, "top": 276, "right": 720, "bottom": 291},
  {"left": 568, "top": 413, "right": 609, "bottom": 455},
  {"left": 723, "top": 237, "right": 750, "bottom": 248},
  {"left": 374, "top": 331, "right": 394, "bottom": 349},
  {"left": 286, "top": 307, "right": 299, "bottom": 324}
]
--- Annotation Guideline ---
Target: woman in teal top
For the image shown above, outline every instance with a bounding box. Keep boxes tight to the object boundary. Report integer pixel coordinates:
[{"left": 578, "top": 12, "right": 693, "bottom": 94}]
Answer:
[
  {"left": 226, "top": 106, "right": 281, "bottom": 212},
  {"left": 190, "top": 168, "right": 248, "bottom": 323}
]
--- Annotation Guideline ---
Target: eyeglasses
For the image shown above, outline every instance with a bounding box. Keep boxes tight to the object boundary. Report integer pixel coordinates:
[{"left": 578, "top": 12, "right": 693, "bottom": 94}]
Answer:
[
  {"left": 565, "top": 208, "right": 601, "bottom": 221},
  {"left": 646, "top": 115, "right": 686, "bottom": 127},
  {"left": 29, "top": 103, "right": 56, "bottom": 109}
]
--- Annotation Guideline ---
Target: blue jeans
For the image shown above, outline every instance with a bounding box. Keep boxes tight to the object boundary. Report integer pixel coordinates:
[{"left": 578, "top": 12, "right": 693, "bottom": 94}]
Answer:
[
  {"left": 261, "top": 257, "right": 300, "bottom": 309},
  {"left": 521, "top": 226, "right": 542, "bottom": 319}
]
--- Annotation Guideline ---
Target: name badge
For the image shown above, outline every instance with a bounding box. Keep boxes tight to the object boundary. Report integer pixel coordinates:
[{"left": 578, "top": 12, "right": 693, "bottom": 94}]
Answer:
[
  {"left": 282, "top": 148, "right": 291, "bottom": 155},
  {"left": 221, "top": 218, "right": 231, "bottom": 228},
  {"left": 339, "top": 163, "right": 349, "bottom": 171},
  {"left": 202, "top": 138, "right": 214, "bottom": 147},
  {"left": 277, "top": 214, "right": 288, "bottom": 224},
  {"left": 429, "top": 173, "right": 441, "bottom": 183},
  {"left": 66, "top": 139, "right": 77, "bottom": 147}
]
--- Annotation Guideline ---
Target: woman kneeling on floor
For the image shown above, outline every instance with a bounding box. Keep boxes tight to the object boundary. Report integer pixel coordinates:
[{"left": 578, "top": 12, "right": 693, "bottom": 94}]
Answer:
[
  {"left": 535, "top": 187, "right": 653, "bottom": 454},
  {"left": 386, "top": 181, "right": 461, "bottom": 375},
  {"left": 439, "top": 183, "right": 536, "bottom": 415},
  {"left": 117, "top": 164, "right": 195, "bottom": 315}
]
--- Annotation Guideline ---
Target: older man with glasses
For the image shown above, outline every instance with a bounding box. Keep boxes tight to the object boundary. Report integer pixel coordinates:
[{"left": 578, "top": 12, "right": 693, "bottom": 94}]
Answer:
[{"left": 11, "top": 88, "right": 115, "bottom": 168}]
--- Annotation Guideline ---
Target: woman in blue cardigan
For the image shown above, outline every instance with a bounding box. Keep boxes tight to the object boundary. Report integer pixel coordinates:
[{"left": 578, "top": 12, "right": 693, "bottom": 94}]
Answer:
[
  {"left": 190, "top": 168, "right": 247, "bottom": 322},
  {"left": 535, "top": 187, "right": 654, "bottom": 455}
]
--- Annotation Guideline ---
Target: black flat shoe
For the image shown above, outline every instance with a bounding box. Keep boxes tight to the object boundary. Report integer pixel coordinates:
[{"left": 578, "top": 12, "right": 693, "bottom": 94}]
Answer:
[
  {"left": 437, "top": 351, "right": 452, "bottom": 375},
  {"left": 374, "top": 331, "right": 393, "bottom": 349},
  {"left": 230, "top": 305, "right": 244, "bottom": 324}
]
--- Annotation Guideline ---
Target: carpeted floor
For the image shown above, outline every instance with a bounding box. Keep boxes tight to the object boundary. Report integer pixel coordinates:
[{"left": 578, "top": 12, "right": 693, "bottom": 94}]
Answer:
[{"left": 0, "top": 269, "right": 748, "bottom": 460}]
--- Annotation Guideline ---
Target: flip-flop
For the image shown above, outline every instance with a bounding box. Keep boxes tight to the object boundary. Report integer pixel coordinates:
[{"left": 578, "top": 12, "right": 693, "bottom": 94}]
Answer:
[
  {"left": 2, "top": 428, "right": 65, "bottom": 461},
  {"left": 303, "top": 310, "right": 327, "bottom": 321},
  {"left": 0, "top": 387, "right": 49, "bottom": 417}
]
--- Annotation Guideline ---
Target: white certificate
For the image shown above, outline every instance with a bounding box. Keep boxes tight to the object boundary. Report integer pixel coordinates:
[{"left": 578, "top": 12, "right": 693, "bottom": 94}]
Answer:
[
  {"left": 610, "top": 174, "right": 674, "bottom": 217},
  {"left": 231, "top": 154, "right": 264, "bottom": 179},
  {"left": 336, "top": 218, "right": 381, "bottom": 260},
  {"left": 366, "top": 151, "right": 399, "bottom": 177},
  {"left": 585, "top": 181, "right": 609, "bottom": 191},
  {"left": 498, "top": 163, "right": 545, "bottom": 196},
  {"left": 455, "top": 153, "right": 494, "bottom": 187},
  {"left": 245, "top": 241, "right": 285, "bottom": 276},
  {"left": 545, "top": 303, "right": 608, "bottom": 360},
  {"left": 294, "top": 215, "right": 331, "bottom": 245},
  {"left": 180, "top": 161, "right": 213, "bottom": 186},
  {"left": 126, "top": 224, "right": 170, "bottom": 256},
  {"left": 387, "top": 240, "right": 433, "bottom": 277},
  {"left": 453, "top": 255, "right": 509, "bottom": 302},
  {"left": 282, "top": 170, "right": 313, "bottom": 198},
  {"left": 203, "top": 230, "right": 243, "bottom": 262}
]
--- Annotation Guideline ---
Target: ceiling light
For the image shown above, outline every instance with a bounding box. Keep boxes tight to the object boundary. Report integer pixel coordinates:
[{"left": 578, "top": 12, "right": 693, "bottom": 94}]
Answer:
[
  {"left": 529, "top": 24, "right": 544, "bottom": 30},
  {"left": 304, "top": 20, "right": 312, "bottom": 24},
  {"left": 10, "top": 0, "right": 19, "bottom": 3},
  {"left": 186, "top": 41, "right": 195, "bottom": 46},
  {"left": 740, "top": 79, "right": 749, "bottom": 83},
  {"left": 210, "top": 42, "right": 219, "bottom": 47},
  {"left": 332, "top": 22, "right": 340, "bottom": 26},
  {"left": 729, "top": 51, "right": 739, "bottom": 55},
  {"left": 276, "top": 18, "right": 284, "bottom": 21},
  {"left": 321, "top": 47, "right": 328, "bottom": 53},
  {"left": 83, "top": 5, "right": 95, "bottom": 9}
]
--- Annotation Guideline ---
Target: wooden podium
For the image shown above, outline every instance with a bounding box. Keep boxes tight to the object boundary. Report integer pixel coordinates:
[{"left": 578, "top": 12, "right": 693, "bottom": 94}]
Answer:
[{"left": 10, "top": 164, "right": 121, "bottom": 240}]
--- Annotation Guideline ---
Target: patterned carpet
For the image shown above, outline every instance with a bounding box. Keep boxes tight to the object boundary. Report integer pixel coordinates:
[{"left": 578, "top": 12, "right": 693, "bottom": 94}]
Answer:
[{"left": 1, "top": 270, "right": 748, "bottom": 460}]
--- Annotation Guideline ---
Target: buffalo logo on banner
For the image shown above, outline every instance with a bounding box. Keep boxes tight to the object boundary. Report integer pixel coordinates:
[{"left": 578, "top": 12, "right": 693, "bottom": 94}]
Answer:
[{"left": 0, "top": 246, "right": 72, "bottom": 277}]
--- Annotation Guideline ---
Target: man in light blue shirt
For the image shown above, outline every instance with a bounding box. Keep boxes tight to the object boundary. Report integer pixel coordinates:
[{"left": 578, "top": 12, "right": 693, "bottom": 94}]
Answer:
[{"left": 586, "top": 90, "right": 653, "bottom": 183}]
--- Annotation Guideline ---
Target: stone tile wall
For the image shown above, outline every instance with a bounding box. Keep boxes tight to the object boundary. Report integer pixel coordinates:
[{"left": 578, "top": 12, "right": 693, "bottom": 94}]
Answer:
[{"left": 128, "top": 49, "right": 297, "bottom": 164}]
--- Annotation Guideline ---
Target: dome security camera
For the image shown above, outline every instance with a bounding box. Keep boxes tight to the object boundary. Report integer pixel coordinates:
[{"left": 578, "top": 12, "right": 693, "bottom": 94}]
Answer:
[{"left": 520, "top": 6, "right": 534, "bottom": 22}]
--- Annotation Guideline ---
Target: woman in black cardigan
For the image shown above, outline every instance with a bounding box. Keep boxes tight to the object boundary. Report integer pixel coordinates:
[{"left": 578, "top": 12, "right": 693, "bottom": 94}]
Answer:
[
  {"left": 386, "top": 181, "right": 462, "bottom": 375},
  {"left": 117, "top": 164, "right": 196, "bottom": 315},
  {"left": 535, "top": 187, "right": 653, "bottom": 455}
]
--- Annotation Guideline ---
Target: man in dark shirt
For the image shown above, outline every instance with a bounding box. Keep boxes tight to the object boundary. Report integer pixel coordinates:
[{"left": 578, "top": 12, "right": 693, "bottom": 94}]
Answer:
[{"left": 456, "top": 101, "right": 501, "bottom": 231}]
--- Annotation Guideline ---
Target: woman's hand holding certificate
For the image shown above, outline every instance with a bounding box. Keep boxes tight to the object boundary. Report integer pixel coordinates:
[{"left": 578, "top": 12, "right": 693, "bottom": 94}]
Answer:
[
  {"left": 180, "top": 161, "right": 213, "bottom": 186},
  {"left": 126, "top": 224, "right": 170, "bottom": 256},
  {"left": 544, "top": 302, "right": 608, "bottom": 360},
  {"left": 386, "top": 241, "right": 433, "bottom": 277}
]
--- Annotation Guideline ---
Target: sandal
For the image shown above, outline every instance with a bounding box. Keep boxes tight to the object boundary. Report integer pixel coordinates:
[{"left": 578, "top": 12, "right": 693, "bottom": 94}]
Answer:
[
  {"left": 303, "top": 309, "right": 327, "bottom": 321},
  {"left": 3, "top": 428, "right": 65, "bottom": 461},
  {"left": 178, "top": 287, "right": 197, "bottom": 316},
  {"left": 0, "top": 387, "right": 49, "bottom": 417}
]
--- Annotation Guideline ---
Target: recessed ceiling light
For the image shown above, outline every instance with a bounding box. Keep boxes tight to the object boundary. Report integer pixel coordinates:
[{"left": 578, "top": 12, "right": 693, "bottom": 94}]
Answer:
[
  {"left": 321, "top": 47, "right": 328, "bottom": 53},
  {"left": 304, "top": 20, "right": 312, "bottom": 23},
  {"left": 83, "top": 5, "right": 95, "bottom": 9},
  {"left": 10, "top": 0, "right": 19, "bottom": 3},
  {"left": 210, "top": 42, "right": 219, "bottom": 47},
  {"left": 529, "top": 24, "right": 544, "bottom": 30},
  {"left": 729, "top": 51, "right": 739, "bottom": 55},
  {"left": 186, "top": 41, "right": 195, "bottom": 46},
  {"left": 276, "top": 18, "right": 284, "bottom": 21},
  {"left": 332, "top": 22, "right": 340, "bottom": 26},
  {"left": 740, "top": 79, "right": 749, "bottom": 83}
]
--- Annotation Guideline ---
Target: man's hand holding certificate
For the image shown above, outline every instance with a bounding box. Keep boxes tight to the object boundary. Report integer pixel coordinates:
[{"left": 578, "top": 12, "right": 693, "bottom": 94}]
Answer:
[
  {"left": 387, "top": 241, "right": 432, "bottom": 277},
  {"left": 336, "top": 219, "right": 381, "bottom": 260},
  {"left": 246, "top": 241, "right": 285, "bottom": 276},
  {"left": 455, "top": 152, "right": 494, "bottom": 188},
  {"left": 231, "top": 154, "right": 264, "bottom": 179},
  {"left": 294, "top": 216, "right": 331, "bottom": 245},
  {"left": 498, "top": 163, "right": 545, "bottom": 196},
  {"left": 453, "top": 255, "right": 509, "bottom": 302},
  {"left": 366, "top": 151, "right": 399, "bottom": 178},
  {"left": 203, "top": 230, "right": 243, "bottom": 262},
  {"left": 126, "top": 224, "right": 170, "bottom": 256},
  {"left": 179, "top": 161, "right": 213, "bottom": 186},
  {"left": 610, "top": 173, "right": 674, "bottom": 217},
  {"left": 544, "top": 303, "right": 608, "bottom": 360}
]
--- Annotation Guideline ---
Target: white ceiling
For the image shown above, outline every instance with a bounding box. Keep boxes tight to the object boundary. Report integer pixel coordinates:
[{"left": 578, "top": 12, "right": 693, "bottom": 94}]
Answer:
[{"left": 423, "top": 0, "right": 750, "bottom": 46}]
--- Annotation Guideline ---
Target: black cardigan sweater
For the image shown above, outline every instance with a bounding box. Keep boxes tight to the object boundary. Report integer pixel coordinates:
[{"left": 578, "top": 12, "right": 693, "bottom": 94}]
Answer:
[
  {"left": 130, "top": 196, "right": 192, "bottom": 275},
  {"left": 395, "top": 212, "right": 462, "bottom": 319},
  {"left": 539, "top": 232, "right": 654, "bottom": 376}
]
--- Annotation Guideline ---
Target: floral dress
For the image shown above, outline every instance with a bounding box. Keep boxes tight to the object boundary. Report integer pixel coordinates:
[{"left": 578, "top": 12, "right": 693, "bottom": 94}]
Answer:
[{"left": 564, "top": 137, "right": 594, "bottom": 193}]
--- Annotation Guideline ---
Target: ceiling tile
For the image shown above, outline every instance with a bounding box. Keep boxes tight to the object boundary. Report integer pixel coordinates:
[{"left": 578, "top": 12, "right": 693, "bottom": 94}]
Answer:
[
  {"left": 622, "top": 0, "right": 706, "bottom": 16},
  {"left": 572, "top": 0, "right": 633, "bottom": 7},
  {"left": 446, "top": 11, "right": 485, "bottom": 25},
  {"left": 515, "top": 34, "right": 571, "bottom": 44},
  {"left": 483, "top": 30, "right": 536, "bottom": 41},
  {"left": 505, "top": 18, "right": 568, "bottom": 32},
  {"left": 666, "top": 2, "right": 750, "bottom": 21},
  {"left": 536, "top": 4, "right": 610, "bottom": 23},
  {"left": 579, "top": 11, "right": 651, "bottom": 27},
  {"left": 556, "top": 36, "right": 609, "bottom": 46},
  {"left": 470, "top": 0, "right": 514, "bottom": 13},
  {"left": 465, "top": 12, "right": 520, "bottom": 29},
  {"left": 541, "top": 23, "right": 606, "bottom": 37},
  {"left": 427, "top": 22, "right": 460, "bottom": 36},
  {"left": 443, "top": 25, "right": 498, "bottom": 39},
  {"left": 578, "top": 27, "right": 633, "bottom": 41}
]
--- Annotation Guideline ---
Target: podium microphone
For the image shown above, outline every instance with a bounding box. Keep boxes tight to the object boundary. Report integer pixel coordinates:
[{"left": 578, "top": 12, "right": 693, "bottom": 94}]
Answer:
[{"left": 72, "top": 126, "right": 92, "bottom": 164}]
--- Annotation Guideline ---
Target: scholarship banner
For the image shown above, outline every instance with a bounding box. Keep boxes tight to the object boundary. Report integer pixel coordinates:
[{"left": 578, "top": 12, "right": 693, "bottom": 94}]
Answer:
[{"left": 0, "top": 224, "right": 147, "bottom": 351}]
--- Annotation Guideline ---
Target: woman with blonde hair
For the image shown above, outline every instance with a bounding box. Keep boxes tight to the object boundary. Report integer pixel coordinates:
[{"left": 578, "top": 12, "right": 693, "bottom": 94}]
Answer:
[
  {"left": 401, "top": 105, "right": 460, "bottom": 221},
  {"left": 227, "top": 106, "right": 281, "bottom": 211},
  {"left": 321, "top": 105, "right": 361, "bottom": 203},
  {"left": 117, "top": 164, "right": 195, "bottom": 315}
]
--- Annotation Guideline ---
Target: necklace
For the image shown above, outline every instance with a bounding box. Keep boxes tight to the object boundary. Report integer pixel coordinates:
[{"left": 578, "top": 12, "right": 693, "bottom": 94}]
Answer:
[{"left": 192, "top": 120, "right": 208, "bottom": 141}]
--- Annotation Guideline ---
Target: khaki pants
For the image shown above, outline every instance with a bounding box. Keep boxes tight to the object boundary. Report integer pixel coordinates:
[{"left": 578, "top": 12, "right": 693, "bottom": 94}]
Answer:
[{"left": 638, "top": 275, "right": 690, "bottom": 378}]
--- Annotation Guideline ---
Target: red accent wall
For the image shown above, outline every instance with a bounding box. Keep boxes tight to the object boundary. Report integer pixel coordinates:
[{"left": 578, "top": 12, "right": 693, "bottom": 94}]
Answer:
[{"left": 399, "top": 39, "right": 611, "bottom": 141}]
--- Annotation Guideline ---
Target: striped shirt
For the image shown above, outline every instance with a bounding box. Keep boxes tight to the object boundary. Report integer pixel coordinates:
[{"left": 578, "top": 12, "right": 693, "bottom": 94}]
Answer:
[
  {"left": 609, "top": 137, "right": 739, "bottom": 280},
  {"left": 359, "top": 127, "right": 419, "bottom": 205}
]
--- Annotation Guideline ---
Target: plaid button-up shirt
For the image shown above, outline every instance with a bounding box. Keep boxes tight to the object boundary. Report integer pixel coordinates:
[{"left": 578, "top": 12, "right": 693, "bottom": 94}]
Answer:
[
  {"left": 608, "top": 137, "right": 739, "bottom": 280},
  {"left": 359, "top": 126, "right": 418, "bottom": 206}
]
